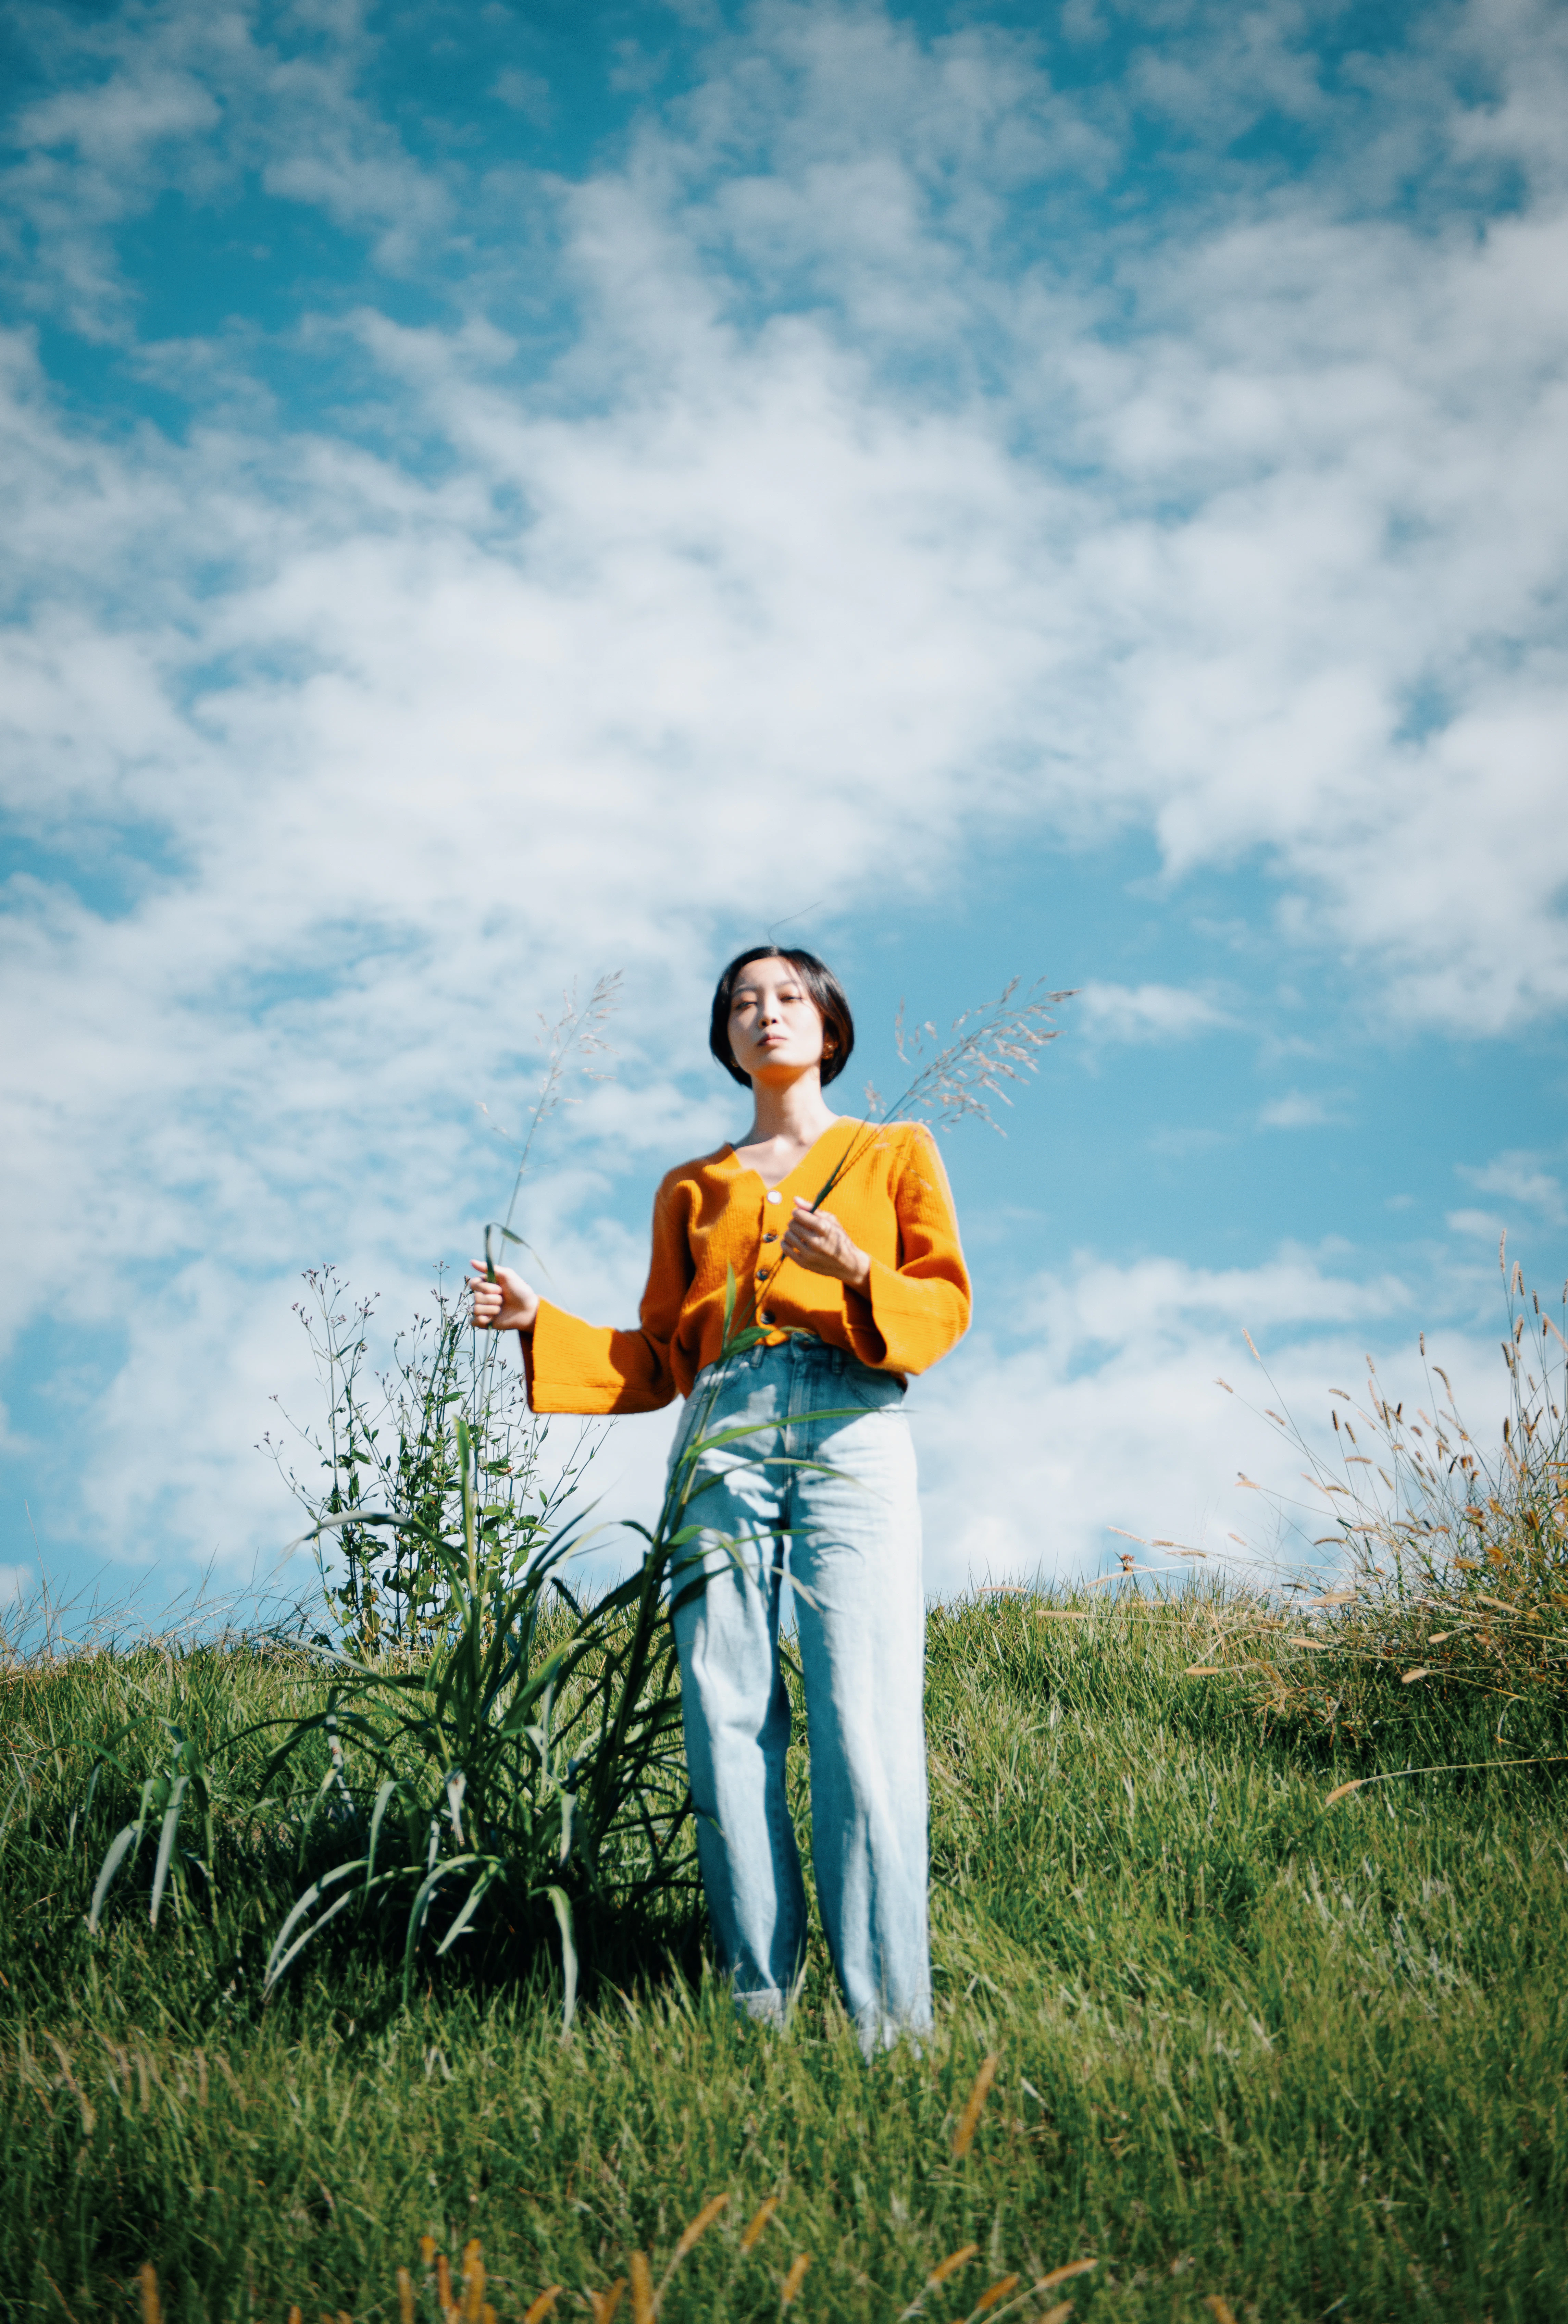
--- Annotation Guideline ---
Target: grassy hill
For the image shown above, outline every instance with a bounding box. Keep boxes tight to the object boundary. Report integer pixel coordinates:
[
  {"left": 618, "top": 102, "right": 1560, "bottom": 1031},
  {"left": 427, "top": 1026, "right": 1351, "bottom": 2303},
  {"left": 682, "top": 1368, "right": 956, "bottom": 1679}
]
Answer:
[{"left": 2, "top": 1589, "right": 1565, "bottom": 2324}]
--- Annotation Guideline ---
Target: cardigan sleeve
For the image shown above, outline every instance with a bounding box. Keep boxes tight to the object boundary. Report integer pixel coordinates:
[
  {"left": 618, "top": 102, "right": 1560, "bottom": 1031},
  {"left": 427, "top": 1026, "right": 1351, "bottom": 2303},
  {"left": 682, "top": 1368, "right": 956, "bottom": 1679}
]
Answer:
[
  {"left": 522, "top": 1179, "right": 692, "bottom": 1415},
  {"left": 843, "top": 1124, "right": 971, "bottom": 1375}
]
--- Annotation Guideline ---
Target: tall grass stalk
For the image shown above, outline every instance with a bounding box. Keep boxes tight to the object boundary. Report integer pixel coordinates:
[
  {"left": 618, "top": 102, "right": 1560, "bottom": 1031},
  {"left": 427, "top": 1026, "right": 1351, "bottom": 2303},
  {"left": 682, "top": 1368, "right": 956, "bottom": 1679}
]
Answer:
[{"left": 737, "top": 976, "right": 1072, "bottom": 1348}]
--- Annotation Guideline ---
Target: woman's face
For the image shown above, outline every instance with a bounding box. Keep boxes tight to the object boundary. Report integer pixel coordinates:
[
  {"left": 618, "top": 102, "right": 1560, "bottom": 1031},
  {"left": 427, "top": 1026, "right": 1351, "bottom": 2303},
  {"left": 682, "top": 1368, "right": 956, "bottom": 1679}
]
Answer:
[{"left": 728, "top": 955, "right": 827, "bottom": 1085}]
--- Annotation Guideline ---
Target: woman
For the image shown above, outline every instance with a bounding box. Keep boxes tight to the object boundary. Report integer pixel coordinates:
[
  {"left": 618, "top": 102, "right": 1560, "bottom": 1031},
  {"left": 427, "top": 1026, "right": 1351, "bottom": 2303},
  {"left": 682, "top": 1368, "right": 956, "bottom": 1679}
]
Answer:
[{"left": 469, "top": 946, "right": 970, "bottom": 2048}]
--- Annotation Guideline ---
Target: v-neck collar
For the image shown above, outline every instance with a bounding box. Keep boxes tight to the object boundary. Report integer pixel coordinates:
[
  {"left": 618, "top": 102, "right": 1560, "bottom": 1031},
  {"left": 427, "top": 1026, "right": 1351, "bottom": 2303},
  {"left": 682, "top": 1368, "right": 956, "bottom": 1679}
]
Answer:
[{"left": 723, "top": 1116, "right": 861, "bottom": 1195}]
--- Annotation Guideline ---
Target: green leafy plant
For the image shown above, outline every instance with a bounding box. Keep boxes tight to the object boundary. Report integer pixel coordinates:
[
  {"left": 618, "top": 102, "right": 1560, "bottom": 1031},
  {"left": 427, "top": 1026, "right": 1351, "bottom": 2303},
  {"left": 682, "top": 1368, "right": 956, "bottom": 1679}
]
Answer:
[
  {"left": 82, "top": 1714, "right": 218, "bottom": 1934},
  {"left": 266, "top": 1264, "right": 589, "bottom": 1658},
  {"left": 265, "top": 974, "right": 621, "bottom": 1661},
  {"left": 255, "top": 1394, "right": 730, "bottom": 2024}
]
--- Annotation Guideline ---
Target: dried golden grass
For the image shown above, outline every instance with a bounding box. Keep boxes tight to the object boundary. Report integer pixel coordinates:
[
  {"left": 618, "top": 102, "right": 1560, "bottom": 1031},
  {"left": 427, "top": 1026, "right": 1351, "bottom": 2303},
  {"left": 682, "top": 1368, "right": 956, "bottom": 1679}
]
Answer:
[
  {"left": 741, "top": 2196, "right": 779, "bottom": 2251},
  {"left": 1191, "top": 1251, "right": 1568, "bottom": 1761},
  {"left": 116, "top": 2116, "right": 1152, "bottom": 2321},
  {"left": 629, "top": 2251, "right": 655, "bottom": 2324},
  {"left": 661, "top": 2191, "right": 729, "bottom": 2282},
  {"left": 951, "top": 2051, "right": 1000, "bottom": 2157},
  {"left": 780, "top": 2253, "right": 812, "bottom": 2309}
]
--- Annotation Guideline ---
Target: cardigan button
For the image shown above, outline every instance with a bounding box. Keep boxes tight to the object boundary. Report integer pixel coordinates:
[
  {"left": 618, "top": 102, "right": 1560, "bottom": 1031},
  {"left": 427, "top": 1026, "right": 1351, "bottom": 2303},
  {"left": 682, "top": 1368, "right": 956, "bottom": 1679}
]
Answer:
[
  {"left": 765, "top": 1189, "right": 782, "bottom": 1204},
  {"left": 759, "top": 1312, "right": 775, "bottom": 1326}
]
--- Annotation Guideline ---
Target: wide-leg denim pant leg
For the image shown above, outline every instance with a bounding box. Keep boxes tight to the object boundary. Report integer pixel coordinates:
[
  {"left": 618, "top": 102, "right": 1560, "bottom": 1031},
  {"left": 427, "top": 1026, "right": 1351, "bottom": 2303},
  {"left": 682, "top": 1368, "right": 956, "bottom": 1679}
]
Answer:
[{"left": 668, "top": 1335, "right": 932, "bottom": 2049}]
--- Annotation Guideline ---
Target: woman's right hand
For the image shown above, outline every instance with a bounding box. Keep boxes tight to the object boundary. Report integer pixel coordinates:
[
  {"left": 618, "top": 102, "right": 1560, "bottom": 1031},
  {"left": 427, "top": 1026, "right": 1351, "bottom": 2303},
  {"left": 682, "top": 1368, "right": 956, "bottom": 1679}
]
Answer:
[{"left": 469, "top": 1262, "right": 540, "bottom": 1334}]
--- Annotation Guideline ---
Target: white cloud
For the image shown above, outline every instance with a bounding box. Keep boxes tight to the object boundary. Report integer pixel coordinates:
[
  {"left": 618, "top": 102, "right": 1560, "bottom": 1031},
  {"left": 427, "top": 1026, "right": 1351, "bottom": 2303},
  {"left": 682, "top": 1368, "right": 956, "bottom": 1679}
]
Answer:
[
  {"left": 0, "top": 3, "right": 449, "bottom": 334},
  {"left": 1458, "top": 1151, "right": 1566, "bottom": 1222},
  {"left": 4, "top": 0, "right": 1565, "bottom": 1021},
  {"left": 912, "top": 1247, "right": 1503, "bottom": 1594},
  {"left": 1, "top": 0, "right": 1565, "bottom": 1589},
  {"left": 1075, "top": 981, "right": 1231, "bottom": 1043},
  {"left": 493, "top": 69, "right": 551, "bottom": 127},
  {"left": 1445, "top": 1207, "right": 1507, "bottom": 1241},
  {"left": 1259, "top": 1089, "right": 1339, "bottom": 1130}
]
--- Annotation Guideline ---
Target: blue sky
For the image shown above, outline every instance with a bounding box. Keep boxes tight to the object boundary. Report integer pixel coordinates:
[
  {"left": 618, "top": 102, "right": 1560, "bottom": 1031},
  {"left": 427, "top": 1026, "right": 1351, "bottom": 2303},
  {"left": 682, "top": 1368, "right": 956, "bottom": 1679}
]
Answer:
[{"left": 2, "top": 0, "right": 1565, "bottom": 1618}]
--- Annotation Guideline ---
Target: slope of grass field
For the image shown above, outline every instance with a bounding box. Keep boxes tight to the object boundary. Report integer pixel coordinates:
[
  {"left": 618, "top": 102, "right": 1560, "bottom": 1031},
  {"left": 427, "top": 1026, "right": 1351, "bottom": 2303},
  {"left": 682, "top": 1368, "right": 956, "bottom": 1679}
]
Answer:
[{"left": 2, "top": 1590, "right": 1565, "bottom": 2324}]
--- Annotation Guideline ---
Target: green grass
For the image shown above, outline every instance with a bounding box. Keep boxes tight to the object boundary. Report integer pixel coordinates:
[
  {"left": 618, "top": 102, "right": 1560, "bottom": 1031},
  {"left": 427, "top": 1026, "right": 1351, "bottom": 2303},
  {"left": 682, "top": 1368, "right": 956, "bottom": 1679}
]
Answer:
[{"left": 3, "top": 1589, "right": 1566, "bottom": 2323}]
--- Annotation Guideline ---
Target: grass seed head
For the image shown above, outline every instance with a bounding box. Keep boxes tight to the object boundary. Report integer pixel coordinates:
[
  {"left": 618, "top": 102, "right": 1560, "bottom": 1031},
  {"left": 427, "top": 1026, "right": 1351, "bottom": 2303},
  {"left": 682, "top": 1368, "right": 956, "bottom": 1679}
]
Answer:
[
  {"left": 630, "top": 2250, "right": 655, "bottom": 2324},
  {"left": 1037, "top": 2260, "right": 1097, "bottom": 2291},
  {"left": 666, "top": 2191, "right": 730, "bottom": 2273},
  {"left": 462, "top": 2242, "right": 485, "bottom": 2324},
  {"left": 741, "top": 2197, "right": 780, "bottom": 2252},
  {"left": 952, "top": 2054, "right": 1000, "bottom": 2157},
  {"left": 397, "top": 2269, "right": 415, "bottom": 2324},
  {"left": 780, "top": 2254, "right": 811, "bottom": 2309},
  {"left": 931, "top": 2244, "right": 981, "bottom": 2284},
  {"left": 139, "top": 2263, "right": 161, "bottom": 2324},
  {"left": 975, "top": 2274, "right": 1021, "bottom": 2314},
  {"left": 587, "top": 2279, "right": 626, "bottom": 2324},
  {"left": 523, "top": 2289, "right": 561, "bottom": 2324}
]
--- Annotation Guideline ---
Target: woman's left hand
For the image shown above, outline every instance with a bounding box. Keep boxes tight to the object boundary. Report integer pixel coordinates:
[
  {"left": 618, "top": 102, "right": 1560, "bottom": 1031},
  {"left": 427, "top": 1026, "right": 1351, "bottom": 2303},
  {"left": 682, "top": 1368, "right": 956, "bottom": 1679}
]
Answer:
[{"left": 781, "top": 1200, "right": 872, "bottom": 1290}]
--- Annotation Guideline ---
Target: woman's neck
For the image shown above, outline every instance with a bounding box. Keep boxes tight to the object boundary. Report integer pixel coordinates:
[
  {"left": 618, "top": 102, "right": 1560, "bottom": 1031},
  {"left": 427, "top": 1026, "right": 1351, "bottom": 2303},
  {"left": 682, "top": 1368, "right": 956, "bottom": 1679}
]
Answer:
[{"left": 738, "top": 1072, "right": 839, "bottom": 1153}]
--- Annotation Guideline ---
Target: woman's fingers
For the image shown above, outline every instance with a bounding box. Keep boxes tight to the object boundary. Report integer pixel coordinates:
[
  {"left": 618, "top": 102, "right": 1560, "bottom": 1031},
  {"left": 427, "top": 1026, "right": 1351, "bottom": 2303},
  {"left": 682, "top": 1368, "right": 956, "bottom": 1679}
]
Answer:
[
  {"left": 783, "top": 1223, "right": 855, "bottom": 1278},
  {"left": 786, "top": 1221, "right": 841, "bottom": 1258},
  {"left": 465, "top": 1260, "right": 538, "bottom": 1332},
  {"left": 468, "top": 1260, "right": 503, "bottom": 1328}
]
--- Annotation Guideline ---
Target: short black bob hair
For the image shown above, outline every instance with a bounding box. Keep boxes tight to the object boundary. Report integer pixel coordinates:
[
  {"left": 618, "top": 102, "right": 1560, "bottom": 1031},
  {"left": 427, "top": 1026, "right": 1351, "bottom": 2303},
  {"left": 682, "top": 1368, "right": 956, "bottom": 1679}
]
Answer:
[{"left": 709, "top": 946, "right": 855, "bottom": 1089}]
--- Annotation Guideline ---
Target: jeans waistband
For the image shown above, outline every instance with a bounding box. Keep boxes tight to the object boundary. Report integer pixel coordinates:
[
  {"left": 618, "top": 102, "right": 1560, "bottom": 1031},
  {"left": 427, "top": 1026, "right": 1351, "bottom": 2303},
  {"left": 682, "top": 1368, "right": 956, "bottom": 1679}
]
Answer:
[{"left": 696, "top": 1333, "right": 859, "bottom": 1386}]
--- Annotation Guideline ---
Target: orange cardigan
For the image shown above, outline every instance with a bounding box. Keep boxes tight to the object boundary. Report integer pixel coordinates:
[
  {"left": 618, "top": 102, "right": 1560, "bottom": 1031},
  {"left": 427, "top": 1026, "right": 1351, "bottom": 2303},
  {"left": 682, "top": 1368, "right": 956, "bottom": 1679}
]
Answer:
[{"left": 523, "top": 1117, "right": 970, "bottom": 1415}]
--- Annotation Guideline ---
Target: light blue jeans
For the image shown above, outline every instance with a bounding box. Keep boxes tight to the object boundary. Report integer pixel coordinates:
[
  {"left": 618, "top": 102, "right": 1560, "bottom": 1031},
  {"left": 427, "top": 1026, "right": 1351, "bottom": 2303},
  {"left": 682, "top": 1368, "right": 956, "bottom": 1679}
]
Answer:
[{"left": 667, "top": 1332, "right": 931, "bottom": 2051}]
